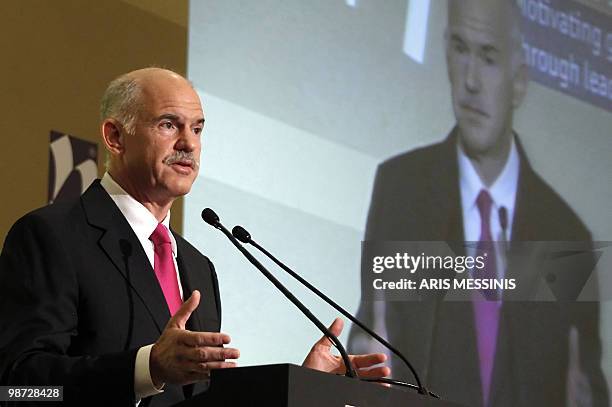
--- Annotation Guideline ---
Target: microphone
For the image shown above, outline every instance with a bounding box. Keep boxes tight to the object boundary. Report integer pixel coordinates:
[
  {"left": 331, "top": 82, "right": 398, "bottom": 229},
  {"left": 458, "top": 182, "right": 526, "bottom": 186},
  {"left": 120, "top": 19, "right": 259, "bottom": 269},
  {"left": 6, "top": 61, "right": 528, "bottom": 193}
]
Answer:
[
  {"left": 498, "top": 206, "right": 509, "bottom": 251},
  {"left": 231, "top": 224, "right": 435, "bottom": 397},
  {"left": 202, "top": 207, "right": 220, "bottom": 228},
  {"left": 498, "top": 207, "right": 508, "bottom": 236},
  {"left": 201, "top": 208, "right": 357, "bottom": 378}
]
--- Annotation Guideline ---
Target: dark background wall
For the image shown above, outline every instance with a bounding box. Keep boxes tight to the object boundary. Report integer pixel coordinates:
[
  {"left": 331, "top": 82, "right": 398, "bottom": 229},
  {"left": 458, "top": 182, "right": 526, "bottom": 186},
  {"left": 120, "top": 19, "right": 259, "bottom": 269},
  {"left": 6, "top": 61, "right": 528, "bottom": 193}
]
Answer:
[{"left": 0, "top": 0, "right": 189, "bottom": 244}]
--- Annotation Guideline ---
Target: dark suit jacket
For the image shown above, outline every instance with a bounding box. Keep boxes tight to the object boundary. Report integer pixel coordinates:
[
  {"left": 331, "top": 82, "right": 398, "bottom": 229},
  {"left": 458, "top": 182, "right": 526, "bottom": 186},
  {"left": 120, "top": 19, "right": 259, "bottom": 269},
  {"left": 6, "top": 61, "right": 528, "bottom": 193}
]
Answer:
[
  {"left": 349, "top": 130, "right": 609, "bottom": 406},
  {"left": 0, "top": 180, "right": 221, "bottom": 406}
]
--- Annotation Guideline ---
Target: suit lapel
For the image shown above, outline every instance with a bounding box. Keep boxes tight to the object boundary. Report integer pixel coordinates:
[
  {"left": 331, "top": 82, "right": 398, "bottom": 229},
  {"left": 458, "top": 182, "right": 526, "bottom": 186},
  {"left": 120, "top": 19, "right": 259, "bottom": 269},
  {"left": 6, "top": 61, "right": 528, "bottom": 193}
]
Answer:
[
  {"left": 419, "top": 132, "right": 482, "bottom": 400},
  {"left": 175, "top": 236, "right": 220, "bottom": 333},
  {"left": 510, "top": 136, "right": 543, "bottom": 243},
  {"left": 496, "top": 137, "right": 541, "bottom": 405},
  {"left": 175, "top": 239, "right": 220, "bottom": 400},
  {"left": 431, "top": 130, "right": 464, "bottom": 243},
  {"left": 82, "top": 180, "right": 170, "bottom": 334},
  {"left": 176, "top": 246, "right": 204, "bottom": 333},
  {"left": 492, "top": 135, "right": 550, "bottom": 406}
]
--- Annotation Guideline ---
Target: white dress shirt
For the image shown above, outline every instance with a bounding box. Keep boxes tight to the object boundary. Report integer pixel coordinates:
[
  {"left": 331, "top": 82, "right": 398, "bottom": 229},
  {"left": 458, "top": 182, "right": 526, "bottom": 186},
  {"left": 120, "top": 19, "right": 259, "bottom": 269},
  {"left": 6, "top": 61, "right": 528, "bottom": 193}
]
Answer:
[
  {"left": 100, "top": 172, "right": 184, "bottom": 401},
  {"left": 458, "top": 138, "right": 520, "bottom": 279}
]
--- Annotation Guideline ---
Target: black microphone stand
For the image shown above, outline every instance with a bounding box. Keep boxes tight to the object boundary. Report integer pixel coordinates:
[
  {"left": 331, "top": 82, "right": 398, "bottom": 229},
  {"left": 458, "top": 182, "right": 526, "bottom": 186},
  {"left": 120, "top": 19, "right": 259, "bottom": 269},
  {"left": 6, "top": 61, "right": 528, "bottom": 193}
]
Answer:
[
  {"left": 201, "top": 208, "right": 357, "bottom": 379},
  {"left": 231, "top": 225, "right": 436, "bottom": 398}
]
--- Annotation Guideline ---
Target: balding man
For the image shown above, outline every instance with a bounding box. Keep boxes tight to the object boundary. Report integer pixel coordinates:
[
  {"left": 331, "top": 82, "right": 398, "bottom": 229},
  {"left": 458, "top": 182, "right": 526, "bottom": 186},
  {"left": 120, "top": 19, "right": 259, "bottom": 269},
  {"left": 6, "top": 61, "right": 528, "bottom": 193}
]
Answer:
[
  {"left": 349, "top": 1, "right": 608, "bottom": 406},
  {"left": 0, "top": 68, "right": 389, "bottom": 406}
]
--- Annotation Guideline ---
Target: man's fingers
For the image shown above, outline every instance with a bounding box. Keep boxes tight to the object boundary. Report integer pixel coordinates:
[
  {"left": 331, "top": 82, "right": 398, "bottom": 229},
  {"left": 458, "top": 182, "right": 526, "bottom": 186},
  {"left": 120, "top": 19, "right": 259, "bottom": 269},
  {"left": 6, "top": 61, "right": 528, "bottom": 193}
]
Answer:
[
  {"left": 356, "top": 365, "right": 391, "bottom": 379},
  {"left": 568, "top": 326, "right": 580, "bottom": 369},
  {"left": 179, "top": 330, "right": 232, "bottom": 347},
  {"left": 351, "top": 353, "right": 387, "bottom": 369},
  {"left": 168, "top": 290, "right": 201, "bottom": 329},
  {"left": 313, "top": 318, "right": 344, "bottom": 349},
  {"left": 151, "top": 317, "right": 240, "bottom": 386},
  {"left": 194, "top": 361, "right": 238, "bottom": 371},
  {"left": 328, "top": 317, "right": 344, "bottom": 338},
  {"left": 186, "top": 346, "right": 241, "bottom": 363}
]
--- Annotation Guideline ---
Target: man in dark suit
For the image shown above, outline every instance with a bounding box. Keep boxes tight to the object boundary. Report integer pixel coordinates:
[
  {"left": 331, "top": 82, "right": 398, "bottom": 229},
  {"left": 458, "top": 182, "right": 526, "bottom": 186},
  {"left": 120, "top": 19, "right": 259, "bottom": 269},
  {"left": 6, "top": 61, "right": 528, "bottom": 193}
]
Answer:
[
  {"left": 0, "top": 68, "right": 389, "bottom": 406},
  {"left": 349, "top": 0, "right": 608, "bottom": 406}
]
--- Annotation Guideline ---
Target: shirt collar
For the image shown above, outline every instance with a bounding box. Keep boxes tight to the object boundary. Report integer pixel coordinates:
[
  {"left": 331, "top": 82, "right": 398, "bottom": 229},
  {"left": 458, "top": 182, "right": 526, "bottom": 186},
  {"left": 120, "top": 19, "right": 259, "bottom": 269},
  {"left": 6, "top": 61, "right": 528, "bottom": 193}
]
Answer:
[
  {"left": 458, "top": 138, "right": 520, "bottom": 215},
  {"left": 100, "top": 172, "right": 177, "bottom": 256}
]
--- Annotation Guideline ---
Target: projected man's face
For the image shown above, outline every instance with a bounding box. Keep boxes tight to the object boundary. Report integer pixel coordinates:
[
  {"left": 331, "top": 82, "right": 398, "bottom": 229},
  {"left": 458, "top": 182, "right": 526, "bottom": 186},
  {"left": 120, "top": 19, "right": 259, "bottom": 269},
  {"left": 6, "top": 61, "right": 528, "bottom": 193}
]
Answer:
[{"left": 446, "top": 0, "right": 526, "bottom": 158}]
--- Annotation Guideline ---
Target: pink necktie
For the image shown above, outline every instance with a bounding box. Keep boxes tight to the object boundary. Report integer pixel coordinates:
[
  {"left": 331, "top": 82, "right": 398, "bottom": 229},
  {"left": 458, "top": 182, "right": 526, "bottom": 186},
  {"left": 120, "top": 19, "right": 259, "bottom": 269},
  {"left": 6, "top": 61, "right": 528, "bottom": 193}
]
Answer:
[
  {"left": 473, "top": 189, "right": 500, "bottom": 407},
  {"left": 149, "top": 223, "right": 182, "bottom": 316}
]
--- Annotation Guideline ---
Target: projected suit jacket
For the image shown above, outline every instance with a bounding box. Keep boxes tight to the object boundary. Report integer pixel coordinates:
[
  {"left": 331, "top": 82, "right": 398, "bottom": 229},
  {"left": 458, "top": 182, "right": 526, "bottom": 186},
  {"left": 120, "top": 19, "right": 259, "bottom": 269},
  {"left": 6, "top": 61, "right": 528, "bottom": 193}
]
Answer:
[
  {"left": 0, "top": 180, "right": 221, "bottom": 407},
  {"left": 348, "top": 129, "right": 609, "bottom": 407}
]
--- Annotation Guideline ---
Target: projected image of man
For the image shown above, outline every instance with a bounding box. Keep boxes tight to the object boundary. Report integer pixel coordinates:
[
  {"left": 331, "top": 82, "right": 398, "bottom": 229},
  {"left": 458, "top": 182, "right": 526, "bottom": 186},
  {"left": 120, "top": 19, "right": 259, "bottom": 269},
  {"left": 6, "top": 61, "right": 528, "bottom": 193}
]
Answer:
[{"left": 349, "top": 0, "right": 609, "bottom": 406}]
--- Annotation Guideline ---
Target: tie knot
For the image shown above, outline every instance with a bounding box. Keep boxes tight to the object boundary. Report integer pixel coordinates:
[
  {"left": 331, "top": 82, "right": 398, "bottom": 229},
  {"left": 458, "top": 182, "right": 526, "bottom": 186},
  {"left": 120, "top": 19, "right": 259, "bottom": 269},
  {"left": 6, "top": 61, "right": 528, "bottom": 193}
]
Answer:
[
  {"left": 150, "top": 223, "right": 172, "bottom": 246},
  {"left": 476, "top": 189, "right": 493, "bottom": 219}
]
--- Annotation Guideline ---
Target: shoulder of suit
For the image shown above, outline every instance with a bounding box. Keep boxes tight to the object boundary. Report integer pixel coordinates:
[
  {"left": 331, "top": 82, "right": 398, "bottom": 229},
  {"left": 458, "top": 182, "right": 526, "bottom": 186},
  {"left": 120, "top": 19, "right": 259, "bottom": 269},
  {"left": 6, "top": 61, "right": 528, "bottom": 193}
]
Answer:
[
  {"left": 521, "top": 167, "right": 592, "bottom": 240},
  {"left": 8, "top": 197, "right": 82, "bottom": 233},
  {"left": 372, "top": 140, "right": 450, "bottom": 193},
  {"left": 379, "top": 140, "right": 448, "bottom": 173},
  {"left": 32, "top": 180, "right": 108, "bottom": 225},
  {"left": 2, "top": 202, "right": 83, "bottom": 257}
]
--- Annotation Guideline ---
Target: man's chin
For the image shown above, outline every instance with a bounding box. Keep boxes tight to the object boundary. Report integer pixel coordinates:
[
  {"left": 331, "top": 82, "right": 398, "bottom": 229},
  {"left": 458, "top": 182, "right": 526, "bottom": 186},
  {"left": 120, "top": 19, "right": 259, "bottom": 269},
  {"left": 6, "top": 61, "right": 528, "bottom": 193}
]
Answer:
[
  {"left": 174, "top": 182, "right": 194, "bottom": 197},
  {"left": 457, "top": 127, "right": 497, "bottom": 156},
  {"left": 162, "top": 176, "right": 196, "bottom": 198}
]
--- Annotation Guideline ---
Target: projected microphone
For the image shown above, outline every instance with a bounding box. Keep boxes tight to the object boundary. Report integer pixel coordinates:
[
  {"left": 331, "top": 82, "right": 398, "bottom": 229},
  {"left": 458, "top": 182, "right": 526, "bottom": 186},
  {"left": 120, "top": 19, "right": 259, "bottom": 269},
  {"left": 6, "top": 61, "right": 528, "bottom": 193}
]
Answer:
[
  {"left": 498, "top": 206, "right": 509, "bottom": 251},
  {"left": 232, "top": 224, "right": 435, "bottom": 398},
  {"left": 201, "top": 208, "right": 357, "bottom": 378}
]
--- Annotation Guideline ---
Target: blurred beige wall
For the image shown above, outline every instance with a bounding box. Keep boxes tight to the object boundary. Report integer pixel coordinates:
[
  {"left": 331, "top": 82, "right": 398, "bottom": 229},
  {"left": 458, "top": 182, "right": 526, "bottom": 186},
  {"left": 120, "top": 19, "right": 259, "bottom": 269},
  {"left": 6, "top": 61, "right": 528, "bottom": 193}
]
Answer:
[{"left": 0, "top": 0, "right": 189, "bottom": 245}]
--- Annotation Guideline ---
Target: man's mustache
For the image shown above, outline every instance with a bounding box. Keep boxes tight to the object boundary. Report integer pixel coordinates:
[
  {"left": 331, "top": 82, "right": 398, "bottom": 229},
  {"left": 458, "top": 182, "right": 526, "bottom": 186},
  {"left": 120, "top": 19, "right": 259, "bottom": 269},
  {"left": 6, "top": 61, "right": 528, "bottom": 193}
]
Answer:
[{"left": 163, "top": 151, "right": 200, "bottom": 169}]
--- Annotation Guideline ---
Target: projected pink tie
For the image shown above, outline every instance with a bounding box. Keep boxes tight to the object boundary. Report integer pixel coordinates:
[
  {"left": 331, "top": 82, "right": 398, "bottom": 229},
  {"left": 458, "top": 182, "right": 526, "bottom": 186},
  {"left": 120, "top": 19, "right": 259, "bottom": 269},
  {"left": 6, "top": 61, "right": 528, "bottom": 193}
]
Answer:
[
  {"left": 473, "top": 189, "right": 500, "bottom": 407},
  {"left": 150, "top": 223, "right": 182, "bottom": 316}
]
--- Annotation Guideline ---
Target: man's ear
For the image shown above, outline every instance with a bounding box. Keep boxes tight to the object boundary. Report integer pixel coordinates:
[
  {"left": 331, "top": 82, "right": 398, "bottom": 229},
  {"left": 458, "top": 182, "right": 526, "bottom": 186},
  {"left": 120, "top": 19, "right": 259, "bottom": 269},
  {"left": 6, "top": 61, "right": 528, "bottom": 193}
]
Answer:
[
  {"left": 101, "top": 119, "right": 124, "bottom": 156},
  {"left": 512, "top": 63, "right": 528, "bottom": 109}
]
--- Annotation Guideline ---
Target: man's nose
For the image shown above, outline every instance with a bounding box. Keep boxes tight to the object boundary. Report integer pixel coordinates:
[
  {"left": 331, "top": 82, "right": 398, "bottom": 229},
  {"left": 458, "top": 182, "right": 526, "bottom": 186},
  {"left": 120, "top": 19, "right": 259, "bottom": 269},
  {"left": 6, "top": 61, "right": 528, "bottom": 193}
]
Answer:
[
  {"left": 176, "top": 128, "right": 198, "bottom": 151},
  {"left": 464, "top": 55, "right": 481, "bottom": 94}
]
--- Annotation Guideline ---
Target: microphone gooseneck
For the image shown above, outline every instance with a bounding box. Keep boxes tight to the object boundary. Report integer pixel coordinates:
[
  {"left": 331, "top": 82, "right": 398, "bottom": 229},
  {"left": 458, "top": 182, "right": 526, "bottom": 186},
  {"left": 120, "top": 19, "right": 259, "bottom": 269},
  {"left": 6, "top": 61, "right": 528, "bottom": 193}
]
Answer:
[
  {"left": 231, "top": 224, "right": 435, "bottom": 398},
  {"left": 201, "top": 208, "right": 357, "bottom": 379},
  {"left": 498, "top": 206, "right": 509, "bottom": 251}
]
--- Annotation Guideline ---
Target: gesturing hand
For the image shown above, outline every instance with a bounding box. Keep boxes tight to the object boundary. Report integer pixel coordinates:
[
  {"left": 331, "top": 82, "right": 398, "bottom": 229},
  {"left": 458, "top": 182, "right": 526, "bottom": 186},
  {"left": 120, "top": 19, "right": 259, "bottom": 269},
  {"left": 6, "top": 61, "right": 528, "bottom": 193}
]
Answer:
[
  {"left": 302, "top": 318, "right": 390, "bottom": 380},
  {"left": 567, "top": 327, "right": 592, "bottom": 407},
  {"left": 150, "top": 290, "right": 240, "bottom": 387}
]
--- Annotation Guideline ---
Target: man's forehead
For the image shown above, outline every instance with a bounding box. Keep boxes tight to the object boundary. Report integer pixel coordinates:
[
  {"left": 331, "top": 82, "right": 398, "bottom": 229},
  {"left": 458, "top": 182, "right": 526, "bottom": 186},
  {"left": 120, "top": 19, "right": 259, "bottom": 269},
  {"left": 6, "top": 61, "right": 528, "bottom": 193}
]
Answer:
[
  {"left": 141, "top": 83, "right": 204, "bottom": 120},
  {"left": 448, "top": 19, "right": 508, "bottom": 49},
  {"left": 448, "top": 0, "right": 516, "bottom": 43}
]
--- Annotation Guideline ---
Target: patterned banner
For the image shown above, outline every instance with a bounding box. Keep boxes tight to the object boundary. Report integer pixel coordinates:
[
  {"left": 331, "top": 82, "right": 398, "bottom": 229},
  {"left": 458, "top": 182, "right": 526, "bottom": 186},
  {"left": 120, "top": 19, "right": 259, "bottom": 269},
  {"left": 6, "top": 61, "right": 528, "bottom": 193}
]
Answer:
[{"left": 48, "top": 131, "right": 98, "bottom": 204}]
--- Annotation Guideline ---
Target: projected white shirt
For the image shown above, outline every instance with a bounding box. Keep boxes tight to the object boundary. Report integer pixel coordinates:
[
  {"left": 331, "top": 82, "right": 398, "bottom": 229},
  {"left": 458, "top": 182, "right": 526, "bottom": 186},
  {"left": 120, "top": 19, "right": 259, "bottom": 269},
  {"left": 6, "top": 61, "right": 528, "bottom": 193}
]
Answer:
[{"left": 458, "top": 138, "right": 519, "bottom": 280}]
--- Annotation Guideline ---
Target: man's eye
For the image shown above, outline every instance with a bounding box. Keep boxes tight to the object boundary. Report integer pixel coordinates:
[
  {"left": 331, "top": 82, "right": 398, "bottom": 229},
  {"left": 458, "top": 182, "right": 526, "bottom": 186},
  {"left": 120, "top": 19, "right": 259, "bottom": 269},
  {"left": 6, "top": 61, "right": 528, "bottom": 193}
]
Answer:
[
  {"left": 482, "top": 54, "right": 496, "bottom": 65},
  {"left": 161, "top": 122, "right": 175, "bottom": 130},
  {"left": 453, "top": 42, "right": 468, "bottom": 54},
  {"left": 193, "top": 127, "right": 203, "bottom": 135}
]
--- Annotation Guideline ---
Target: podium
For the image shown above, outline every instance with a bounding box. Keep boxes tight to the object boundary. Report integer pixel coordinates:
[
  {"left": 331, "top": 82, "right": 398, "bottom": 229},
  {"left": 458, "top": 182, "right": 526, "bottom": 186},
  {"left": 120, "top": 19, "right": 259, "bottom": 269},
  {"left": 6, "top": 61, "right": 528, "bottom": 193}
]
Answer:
[{"left": 174, "top": 364, "right": 464, "bottom": 407}]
